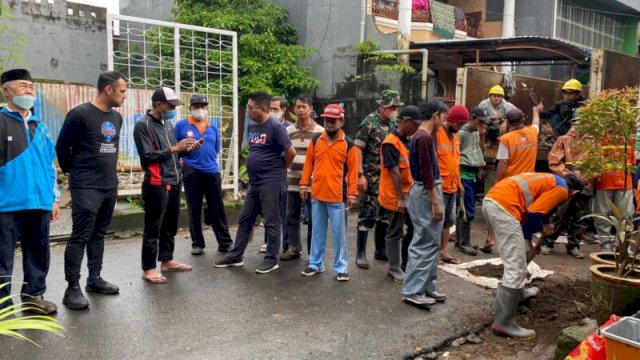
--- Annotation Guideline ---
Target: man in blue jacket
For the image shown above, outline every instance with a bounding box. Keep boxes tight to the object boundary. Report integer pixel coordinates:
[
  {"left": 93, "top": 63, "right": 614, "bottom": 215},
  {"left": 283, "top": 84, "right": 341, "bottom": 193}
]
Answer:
[{"left": 0, "top": 69, "right": 60, "bottom": 314}]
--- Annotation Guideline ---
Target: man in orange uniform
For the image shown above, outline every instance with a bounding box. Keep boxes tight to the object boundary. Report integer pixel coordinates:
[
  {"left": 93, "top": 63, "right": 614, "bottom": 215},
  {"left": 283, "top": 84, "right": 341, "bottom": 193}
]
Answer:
[
  {"left": 299, "top": 104, "right": 358, "bottom": 281},
  {"left": 378, "top": 105, "right": 422, "bottom": 283},
  {"left": 495, "top": 106, "right": 541, "bottom": 182},
  {"left": 435, "top": 105, "right": 468, "bottom": 265},
  {"left": 593, "top": 135, "right": 636, "bottom": 251},
  {"left": 482, "top": 172, "right": 584, "bottom": 340}
]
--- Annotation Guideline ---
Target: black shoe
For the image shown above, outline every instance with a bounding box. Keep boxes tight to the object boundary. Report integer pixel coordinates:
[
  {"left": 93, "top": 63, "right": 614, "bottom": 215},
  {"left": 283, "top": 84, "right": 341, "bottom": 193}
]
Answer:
[
  {"left": 255, "top": 261, "right": 279, "bottom": 274},
  {"left": 459, "top": 245, "right": 478, "bottom": 256},
  {"left": 86, "top": 278, "right": 120, "bottom": 294},
  {"left": 425, "top": 291, "right": 447, "bottom": 302},
  {"left": 280, "top": 250, "right": 301, "bottom": 261},
  {"left": 301, "top": 266, "right": 324, "bottom": 276},
  {"left": 214, "top": 256, "right": 244, "bottom": 268},
  {"left": 63, "top": 285, "right": 89, "bottom": 310},
  {"left": 336, "top": 273, "right": 349, "bottom": 281},
  {"left": 356, "top": 230, "right": 370, "bottom": 269},
  {"left": 374, "top": 253, "right": 388, "bottom": 261},
  {"left": 191, "top": 246, "right": 204, "bottom": 255},
  {"left": 22, "top": 295, "right": 57, "bottom": 315}
]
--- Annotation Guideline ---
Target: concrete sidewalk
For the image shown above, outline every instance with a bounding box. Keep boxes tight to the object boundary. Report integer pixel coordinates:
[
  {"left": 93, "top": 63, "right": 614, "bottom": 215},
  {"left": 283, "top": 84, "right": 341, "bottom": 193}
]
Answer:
[{"left": 2, "top": 214, "right": 495, "bottom": 360}]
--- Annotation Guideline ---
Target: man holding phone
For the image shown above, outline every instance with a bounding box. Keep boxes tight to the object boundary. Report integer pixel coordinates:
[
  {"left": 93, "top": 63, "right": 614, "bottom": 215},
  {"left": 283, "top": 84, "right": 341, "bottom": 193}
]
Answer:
[{"left": 175, "top": 94, "right": 233, "bottom": 256}]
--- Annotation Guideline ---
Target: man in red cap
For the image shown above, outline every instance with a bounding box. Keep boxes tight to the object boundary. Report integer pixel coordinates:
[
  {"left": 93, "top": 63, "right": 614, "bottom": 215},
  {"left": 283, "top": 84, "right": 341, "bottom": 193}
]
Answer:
[
  {"left": 300, "top": 104, "right": 358, "bottom": 281},
  {"left": 435, "top": 105, "right": 468, "bottom": 265}
]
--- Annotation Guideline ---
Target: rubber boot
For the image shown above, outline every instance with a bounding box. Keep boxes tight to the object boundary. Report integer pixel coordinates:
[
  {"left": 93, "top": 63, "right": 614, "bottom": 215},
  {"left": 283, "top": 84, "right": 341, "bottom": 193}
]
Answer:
[
  {"left": 374, "top": 221, "right": 388, "bottom": 261},
  {"left": 356, "top": 230, "right": 370, "bottom": 269},
  {"left": 457, "top": 220, "right": 477, "bottom": 256},
  {"left": 385, "top": 239, "right": 404, "bottom": 283},
  {"left": 492, "top": 284, "right": 536, "bottom": 340},
  {"left": 62, "top": 282, "right": 89, "bottom": 311}
]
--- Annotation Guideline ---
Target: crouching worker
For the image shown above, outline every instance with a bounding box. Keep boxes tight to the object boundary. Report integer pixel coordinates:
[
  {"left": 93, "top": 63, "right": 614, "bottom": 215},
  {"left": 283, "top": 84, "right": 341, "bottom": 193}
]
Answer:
[{"left": 482, "top": 172, "right": 584, "bottom": 339}]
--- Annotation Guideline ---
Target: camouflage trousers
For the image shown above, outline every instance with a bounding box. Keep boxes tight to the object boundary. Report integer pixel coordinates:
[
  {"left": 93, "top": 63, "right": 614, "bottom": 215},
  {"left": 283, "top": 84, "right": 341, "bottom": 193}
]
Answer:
[{"left": 357, "top": 190, "right": 381, "bottom": 231}]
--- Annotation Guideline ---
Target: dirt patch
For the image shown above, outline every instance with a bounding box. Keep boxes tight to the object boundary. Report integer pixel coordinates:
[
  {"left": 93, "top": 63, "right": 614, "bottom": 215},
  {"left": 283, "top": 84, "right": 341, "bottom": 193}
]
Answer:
[
  {"left": 467, "top": 263, "right": 531, "bottom": 279},
  {"left": 415, "top": 275, "right": 593, "bottom": 360}
]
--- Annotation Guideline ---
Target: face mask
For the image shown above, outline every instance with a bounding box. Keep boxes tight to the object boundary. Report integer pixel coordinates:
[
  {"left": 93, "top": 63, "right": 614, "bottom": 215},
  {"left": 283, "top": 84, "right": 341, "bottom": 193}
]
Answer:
[
  {"left": 192, "top": 109, "right": 207, "bottom": 120},
  {"left": 164, "top": 110, "right": 177, "bottom": 121},
  {"left": 12, "top": 95, "right": 36, "bottom": 110},
  {"left": 270, "top": 111, "right": 282, "bottom": 120}
]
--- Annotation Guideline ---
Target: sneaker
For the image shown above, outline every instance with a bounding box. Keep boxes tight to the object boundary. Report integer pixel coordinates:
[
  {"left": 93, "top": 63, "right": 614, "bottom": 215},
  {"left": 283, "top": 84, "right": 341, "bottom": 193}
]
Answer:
[
  {"left": 255, "top": 261, "right": 279, "bottom": 274},
  {"left": 214, "top": 256, "right": 244, "bottom": 268},
  {"left": 62, "top": 285, "right": 89, "bottom": 310},
  {"left": 301, "top": 266, "right": 325, "bottom": 276},
  {"left": 402, "top": 294, "right": 436, "bottom": 307},
  {"left": 280, "top": 250, "right": 301, "bottom": 261},
  {"left": 22, "top": 295, "right": 57, "bottom": 315},
  {"left": 86, "top": 278, "right": 120, "bottom": 294},
  {"left": 336, "top": 273, "right": 349, "bottom": 281},
  {"left": 540, "top": 245, "right": 553, "bottom": 255},
  {"left": 567, "top": 247, "right": 584, "bottom": 259},
  {"left": 425, "top": 291, "right": 446, "bottom": 302},
  {"left": 191, "top": 247, "right": 204, "bottom": 255}
]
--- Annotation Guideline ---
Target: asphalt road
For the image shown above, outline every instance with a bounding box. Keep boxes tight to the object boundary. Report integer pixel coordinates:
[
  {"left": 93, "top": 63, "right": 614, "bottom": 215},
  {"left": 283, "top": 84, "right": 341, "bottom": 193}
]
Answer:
[{"left": 2, "top": 215, "right": 495, "bottom": 360}]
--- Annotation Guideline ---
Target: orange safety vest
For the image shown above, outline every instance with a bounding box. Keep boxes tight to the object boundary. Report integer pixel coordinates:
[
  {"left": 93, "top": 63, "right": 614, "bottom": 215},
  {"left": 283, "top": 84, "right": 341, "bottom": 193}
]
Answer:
[
  {"left": 499, "top": 126, "right": 538, "bottom": 178},
  {"left": 486, "top": 172, "right": 569, "bottom": 222},
  {"left": 378, "top": 133, "right": 413, "bottom": 212},
  {"left": 435, "top": 127, "right": 461, "bottom": 194},
  {"left": 596, "top": 137, "right": 635, "bottom": 190}
]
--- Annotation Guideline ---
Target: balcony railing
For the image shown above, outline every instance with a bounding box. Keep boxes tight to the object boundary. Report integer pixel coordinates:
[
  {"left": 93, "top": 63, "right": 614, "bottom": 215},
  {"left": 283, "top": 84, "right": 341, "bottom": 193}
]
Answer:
[{"left": 372, "top": 0, "right": 480, "bottom": 38}]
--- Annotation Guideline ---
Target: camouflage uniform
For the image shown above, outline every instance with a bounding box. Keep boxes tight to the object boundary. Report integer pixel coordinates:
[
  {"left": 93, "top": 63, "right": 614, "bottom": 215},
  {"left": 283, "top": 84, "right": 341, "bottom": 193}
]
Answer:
[{"left": 355, "top": 90, "right": 402, "bottom": 231}]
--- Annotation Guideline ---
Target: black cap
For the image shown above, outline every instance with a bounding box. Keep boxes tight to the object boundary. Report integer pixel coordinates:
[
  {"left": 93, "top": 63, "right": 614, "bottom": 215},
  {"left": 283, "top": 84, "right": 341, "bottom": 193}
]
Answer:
[
  {"left": 1, "top": 69, "right": 32, "bottom": 84},
  {"left": 506, "top": 108, "right": 525, "bottom": 123},
  {"left": 399, "top": 105, "right": 422, "bottom": 125},
  {"left": 470, "top": 107, "right": 491, "bottom": 124},
  {"left": 151, "top": 87, "right": 183, "bottom": 106},
  {"left": 190, "top": 94, "right": 208, "bottom": 106}
]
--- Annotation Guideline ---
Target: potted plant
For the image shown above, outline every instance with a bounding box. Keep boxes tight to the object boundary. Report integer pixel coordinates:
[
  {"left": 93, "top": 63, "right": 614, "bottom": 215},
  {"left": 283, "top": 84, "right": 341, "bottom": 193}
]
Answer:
[
  {"left": 1, "top": 282, "right": 65, "bottom": 346},
  {"left": 574, "top": 86, "right": 640, "bottom": 324}
]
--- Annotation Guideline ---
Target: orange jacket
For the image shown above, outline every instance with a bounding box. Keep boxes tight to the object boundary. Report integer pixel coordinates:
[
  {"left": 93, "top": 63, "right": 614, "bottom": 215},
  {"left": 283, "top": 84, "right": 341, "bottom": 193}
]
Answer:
[
  {"left": 300, "top": 130, "right": 358, "bottom": 203},
  {"left": 486, "top": 172, "right": 569, "bottom": 222},
  {"left": 595, "top": 137, "right": 635, "bottom": 190},
  {"left": 435, "top": 127, "right": 461, "bottom": 194},
  {"left": 548, "top": 128, "right": 589, "bottom": 177},
  {"left": 500, "top": 126, "right": 538, "bottom": 178},
  {"left": 378, "top": 133, "right": 413, "bottom": 212}
]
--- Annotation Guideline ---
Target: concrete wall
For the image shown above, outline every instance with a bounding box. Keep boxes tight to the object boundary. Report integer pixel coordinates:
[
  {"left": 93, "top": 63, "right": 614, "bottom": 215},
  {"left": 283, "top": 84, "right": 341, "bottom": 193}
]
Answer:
[
  {"left": 4, "top": 0, "right": 108, "bottom": 84},
  {"left": 119, "top": 0, "right": 173, "bottom": 21}
]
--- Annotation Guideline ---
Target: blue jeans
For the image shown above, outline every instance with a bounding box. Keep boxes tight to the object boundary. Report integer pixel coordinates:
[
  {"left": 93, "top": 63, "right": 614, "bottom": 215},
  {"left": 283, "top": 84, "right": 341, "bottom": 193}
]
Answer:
[
  {"left": 402, "top": 183, "right": 444, "bottom": 297},
  {"left": 458, "top": 178, "right": 477, "bottom": 222},
  {"left": 308, "top": 199, "right": 348, "bottom": 274},
  {"left": 0, "top": 210, "right": 51, "bottom": 307}
]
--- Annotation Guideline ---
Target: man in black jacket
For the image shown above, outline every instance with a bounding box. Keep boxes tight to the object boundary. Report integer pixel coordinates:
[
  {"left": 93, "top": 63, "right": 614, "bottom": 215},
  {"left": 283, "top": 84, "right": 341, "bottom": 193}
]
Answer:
[
  {"left": 56, "top": 71, "right": 127, "bottom": 310},
  {"left": 539, "top": 79, "right": 585, "bottom": 137},
  {"left": 133, "top": 87, "right": 199, "bottom": 284}
]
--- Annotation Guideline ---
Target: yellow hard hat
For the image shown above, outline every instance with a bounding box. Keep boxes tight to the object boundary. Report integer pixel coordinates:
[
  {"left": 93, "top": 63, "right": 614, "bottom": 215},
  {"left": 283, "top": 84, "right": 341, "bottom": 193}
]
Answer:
[
  {"left": 562, "top": 79, "right": 582, "bottom": 92},
  {"left": 489, "top": 85, "right": 505, "bottom": 96}
]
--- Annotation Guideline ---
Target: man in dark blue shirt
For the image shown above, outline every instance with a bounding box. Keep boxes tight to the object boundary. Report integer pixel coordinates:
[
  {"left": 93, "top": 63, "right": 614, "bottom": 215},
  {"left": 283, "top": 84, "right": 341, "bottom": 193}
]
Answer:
[{"left": 215, "top": 91, "right": 296, "bottom": 273}]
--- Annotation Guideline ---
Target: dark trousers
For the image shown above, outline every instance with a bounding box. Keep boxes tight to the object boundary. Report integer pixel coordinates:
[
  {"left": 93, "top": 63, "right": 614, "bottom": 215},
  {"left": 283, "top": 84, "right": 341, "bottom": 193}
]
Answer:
[
  {"left": 65, "top": 188, "right": 116, "bottom": 283},
  {"left": 141, "top": 183, "right": 180, "bottom": 270},
  {"left": 183, "top": 167, "right": 232, "bottom": 249},
  {"left": 228, "top": 182, "right": 285, "bottom": 264},
  {"left": 286, "top": 191, "right": 312, "bottom": 255},
  {"left": 544, "top": 192, "right": 591, "bottom": 250},
  {"left": 458, "top": 178, "right": 477, "bottom": 222},
  {"left": 380, "top": 207, "right": 413, "bottom": 271},
  {"left": 0, "top": 210, "right": 51, "bottom": 307}
]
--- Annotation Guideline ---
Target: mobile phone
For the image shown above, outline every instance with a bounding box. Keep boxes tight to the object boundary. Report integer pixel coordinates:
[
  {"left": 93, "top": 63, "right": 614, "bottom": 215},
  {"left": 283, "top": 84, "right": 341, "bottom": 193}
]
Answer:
[{"left": 198, "top": 136, "right": 205, "bottom": 144}]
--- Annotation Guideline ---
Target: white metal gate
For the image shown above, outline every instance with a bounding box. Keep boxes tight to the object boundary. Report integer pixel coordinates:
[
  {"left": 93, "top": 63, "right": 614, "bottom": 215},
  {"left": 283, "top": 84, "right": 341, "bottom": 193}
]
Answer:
[{"left": 106, "top": 14, "right": 239, "bottom": 198}]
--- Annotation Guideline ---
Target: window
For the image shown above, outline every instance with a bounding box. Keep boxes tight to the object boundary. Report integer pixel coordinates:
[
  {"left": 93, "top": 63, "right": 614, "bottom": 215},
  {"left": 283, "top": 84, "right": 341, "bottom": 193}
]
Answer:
[
  {"left": 486, "top": 0, "right": 504, "bottom": 22},
  {"left": 555, "top": 0, "right": 624, "bottom": 52},
  {"left": 79, "top": 10, "right": 85, "bottom": 17},
  {"left": 67, "top": 8, "right": 73, "bottom": 16}
]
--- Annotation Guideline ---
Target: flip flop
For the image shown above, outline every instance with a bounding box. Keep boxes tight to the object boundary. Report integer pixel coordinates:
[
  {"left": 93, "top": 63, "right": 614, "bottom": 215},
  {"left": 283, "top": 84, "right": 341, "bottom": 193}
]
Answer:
[
  {"left": 440, "top": 256, "right": 461, "bottom": 265},
  {"left": 479, "top": 245, "right": 494, "bottom": 254},
  {"left": 161, "top": 263, "right": 193, "bottom": 272},
  {"left": 142, "top": 273, "right": 167, "bottom": 284}
]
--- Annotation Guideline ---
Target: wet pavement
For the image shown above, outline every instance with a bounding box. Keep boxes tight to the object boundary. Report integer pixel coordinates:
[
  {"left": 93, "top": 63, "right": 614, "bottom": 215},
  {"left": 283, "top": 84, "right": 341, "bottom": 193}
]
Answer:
[{"left": 1, "top": 211, "right": 503, "bottom": 360}]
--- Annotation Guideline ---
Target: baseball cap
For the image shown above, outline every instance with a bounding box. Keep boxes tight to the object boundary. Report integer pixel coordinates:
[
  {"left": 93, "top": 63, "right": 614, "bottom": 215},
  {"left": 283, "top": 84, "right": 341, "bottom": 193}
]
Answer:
[
  {"left": 190, "top": 94, "right": 208, "bottom": 106},
  {"left": 506, "top": 108, "right": 525, "bottom": 123},
  {"left": 152, "top": 87, "right": 183, "bottom": 106},
  {"left": 320, "top": 104, "right": 345, "bottom": 119},
  {"left": 446, "top": 105, "right": 470, "bottom": 123},
  {"left": 470, "top": 107, "right": 491, "bottom": 124},
  {"left": 398, "top": 105, "right": 422, "bottom": 125}
]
